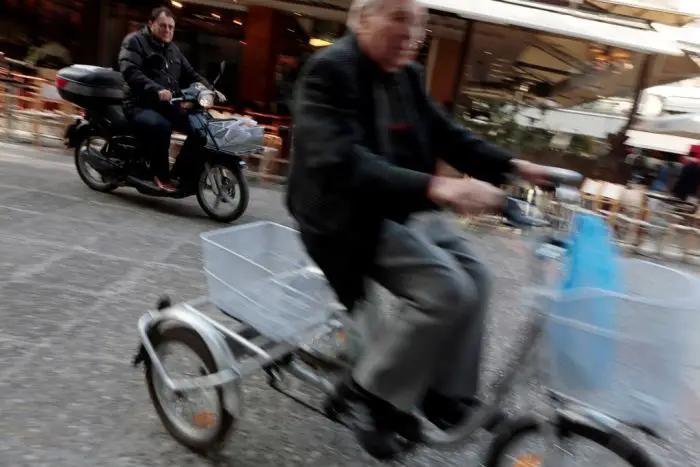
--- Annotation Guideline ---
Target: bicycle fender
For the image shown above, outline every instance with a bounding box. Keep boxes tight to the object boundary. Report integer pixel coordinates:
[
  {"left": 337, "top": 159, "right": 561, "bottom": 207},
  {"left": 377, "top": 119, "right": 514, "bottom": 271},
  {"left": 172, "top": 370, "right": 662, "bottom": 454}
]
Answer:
[{"left": 138, "top": 305, "right": 244, "bottom": 420}]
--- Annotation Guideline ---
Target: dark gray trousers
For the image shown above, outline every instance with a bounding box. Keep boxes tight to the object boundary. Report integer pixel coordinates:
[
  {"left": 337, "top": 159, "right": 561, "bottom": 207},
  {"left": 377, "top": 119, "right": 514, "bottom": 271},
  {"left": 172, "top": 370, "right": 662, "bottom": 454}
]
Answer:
[{"left": 353, "top": 213, "right": 491, "bottom": 411}]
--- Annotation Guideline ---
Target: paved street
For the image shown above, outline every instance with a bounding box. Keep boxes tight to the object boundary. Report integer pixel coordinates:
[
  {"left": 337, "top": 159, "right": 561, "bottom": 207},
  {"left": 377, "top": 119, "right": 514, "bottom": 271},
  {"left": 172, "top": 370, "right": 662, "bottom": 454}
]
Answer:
[{"left": 0, "top": 140, "right": 699, "bottom": 466}]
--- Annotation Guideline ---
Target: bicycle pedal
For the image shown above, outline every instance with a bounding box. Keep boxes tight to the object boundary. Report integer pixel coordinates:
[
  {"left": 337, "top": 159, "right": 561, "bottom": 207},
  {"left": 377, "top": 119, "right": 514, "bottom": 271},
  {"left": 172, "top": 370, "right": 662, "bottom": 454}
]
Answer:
[
  {"left": 264, "top": 366, "right": 286, "bottom": 389},
  {"left": 323, "top": 394, "right": 350, "bottom": 421}
]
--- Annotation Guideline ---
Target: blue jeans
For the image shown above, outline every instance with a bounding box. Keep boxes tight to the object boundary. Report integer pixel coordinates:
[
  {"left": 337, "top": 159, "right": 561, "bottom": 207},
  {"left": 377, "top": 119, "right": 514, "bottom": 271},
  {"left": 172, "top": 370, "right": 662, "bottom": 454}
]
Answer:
[{"left": 128, "top": 105, "right": 196, "bottom": 182}]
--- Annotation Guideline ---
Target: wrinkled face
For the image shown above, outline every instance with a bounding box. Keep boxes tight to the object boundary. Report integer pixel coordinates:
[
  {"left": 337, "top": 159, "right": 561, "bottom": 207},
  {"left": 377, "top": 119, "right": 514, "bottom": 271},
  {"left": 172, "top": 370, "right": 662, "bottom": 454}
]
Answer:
[
  {"left": 356, "top": 0, "right": 426, "bottom": 72},
  {"left": 397, "top": 8, "right": 427, "bottom": 68},
  {"left": 149, "top": 13, "right": 175, "bottom": 44}
]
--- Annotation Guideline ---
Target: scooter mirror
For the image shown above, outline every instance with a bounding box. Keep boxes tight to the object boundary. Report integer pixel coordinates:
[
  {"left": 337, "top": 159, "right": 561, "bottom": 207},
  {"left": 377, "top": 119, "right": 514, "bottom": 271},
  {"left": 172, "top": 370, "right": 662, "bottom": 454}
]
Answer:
[{"left": 212, "top": 60, "right": 226, "bottom": 88}]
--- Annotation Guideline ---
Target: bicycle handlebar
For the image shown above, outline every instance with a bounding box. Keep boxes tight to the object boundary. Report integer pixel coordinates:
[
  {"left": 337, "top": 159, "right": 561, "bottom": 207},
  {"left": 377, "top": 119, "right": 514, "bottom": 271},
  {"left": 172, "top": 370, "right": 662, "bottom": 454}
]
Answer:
[
  {"left": 502, "top": 197, "right": 550, "bottom": 229},
  {"left": 499, "top": 166, "right": 583, "bottom": 230},
  {"left": 503, "top": 166, "right": 583, "bottom": 189},
  {"left": 540, "top": 167, "right": 584, "bottom": 187}
]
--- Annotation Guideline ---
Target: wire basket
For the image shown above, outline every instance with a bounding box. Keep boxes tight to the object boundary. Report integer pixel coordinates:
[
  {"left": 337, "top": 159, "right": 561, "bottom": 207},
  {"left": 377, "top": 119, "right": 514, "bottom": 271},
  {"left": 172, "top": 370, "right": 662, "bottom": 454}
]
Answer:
[
  {"left": 200, "top": 222, "right": 338, "bottom": 342},
  {"left": 205, "top": 118, "right": 265, "bottom": 157},
  {"left": 542, "top": 258, "right": 699, "bottom": 433}
]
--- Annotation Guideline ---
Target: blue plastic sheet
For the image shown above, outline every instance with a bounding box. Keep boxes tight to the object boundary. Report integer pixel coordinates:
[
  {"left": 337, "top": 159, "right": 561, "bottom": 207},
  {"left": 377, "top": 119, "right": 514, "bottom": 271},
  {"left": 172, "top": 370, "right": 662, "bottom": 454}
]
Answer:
[{"left": 547, "top": 213, "right": 620, "bottom": 390}]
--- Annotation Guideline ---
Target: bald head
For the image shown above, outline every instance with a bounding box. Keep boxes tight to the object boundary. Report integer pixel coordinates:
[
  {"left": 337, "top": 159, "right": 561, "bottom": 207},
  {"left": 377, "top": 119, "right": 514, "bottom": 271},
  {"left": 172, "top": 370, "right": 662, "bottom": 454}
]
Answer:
[
  {"left": 347, "top": 0, "right": 385, "bottom": 29},
  {"left": 348, "top": 0, "right": 427, "bottom": 72}
]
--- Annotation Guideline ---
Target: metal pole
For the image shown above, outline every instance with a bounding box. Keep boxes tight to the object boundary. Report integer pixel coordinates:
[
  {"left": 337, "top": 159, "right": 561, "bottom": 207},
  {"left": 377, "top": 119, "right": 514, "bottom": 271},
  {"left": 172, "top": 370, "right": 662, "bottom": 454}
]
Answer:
[
  {"left": 622, "top": 54, "right": 654, "bottom": 136},
  {"left": 613, "top": 54, "right": 654, "bottom": 183},
  {"left": 450, "top": 19, "right": 475, "bottom": 115}
]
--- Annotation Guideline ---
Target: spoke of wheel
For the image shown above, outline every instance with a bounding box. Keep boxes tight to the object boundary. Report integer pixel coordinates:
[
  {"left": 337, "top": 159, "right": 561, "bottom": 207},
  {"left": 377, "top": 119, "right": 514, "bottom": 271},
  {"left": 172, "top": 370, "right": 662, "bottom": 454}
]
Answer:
[
  {"left": 219, "top": 183, "right": 235, "bottom": 203},
  {"left": 212, "top": 167, "right": 225, "bottom": 194}
]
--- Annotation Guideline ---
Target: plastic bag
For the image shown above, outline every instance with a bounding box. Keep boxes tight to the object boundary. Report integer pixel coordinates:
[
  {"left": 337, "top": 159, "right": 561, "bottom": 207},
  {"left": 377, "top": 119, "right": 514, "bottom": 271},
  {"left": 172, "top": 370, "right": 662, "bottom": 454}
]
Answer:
[
  {"left": 209, "top": 118, "right": 263, "bottom": 150},
  {"left": 547, "top": 213, "right": 620, "bottom": 390}
]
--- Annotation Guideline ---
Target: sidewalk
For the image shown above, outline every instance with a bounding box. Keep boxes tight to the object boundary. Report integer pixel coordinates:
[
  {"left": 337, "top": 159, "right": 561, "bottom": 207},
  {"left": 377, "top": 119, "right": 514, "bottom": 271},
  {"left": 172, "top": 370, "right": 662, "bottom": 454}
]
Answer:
[
  {"left": 0, "top": 129, "right": 66, "bottom": 149},
  {"left": 0, "top": 139, "right": 70, "bottom": 158}
]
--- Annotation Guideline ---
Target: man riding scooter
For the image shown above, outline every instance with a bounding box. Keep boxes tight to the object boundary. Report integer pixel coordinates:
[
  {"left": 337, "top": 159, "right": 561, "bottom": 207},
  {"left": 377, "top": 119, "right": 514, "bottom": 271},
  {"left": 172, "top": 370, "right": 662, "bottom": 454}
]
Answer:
[{"left": 118, "top": 6, "right": 225, "bottom": 192}]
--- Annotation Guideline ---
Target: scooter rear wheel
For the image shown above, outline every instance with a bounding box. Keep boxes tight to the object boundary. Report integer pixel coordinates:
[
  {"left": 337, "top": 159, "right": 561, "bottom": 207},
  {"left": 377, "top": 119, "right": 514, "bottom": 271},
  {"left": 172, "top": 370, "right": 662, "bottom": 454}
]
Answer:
[{"left": 74, "top": 136, "right": 118, "bottom": 193}]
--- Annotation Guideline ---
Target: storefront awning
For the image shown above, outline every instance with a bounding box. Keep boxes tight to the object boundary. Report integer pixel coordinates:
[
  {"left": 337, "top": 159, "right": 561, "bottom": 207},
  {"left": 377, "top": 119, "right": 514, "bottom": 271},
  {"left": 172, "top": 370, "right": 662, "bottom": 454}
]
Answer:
[
  {"left": 418, "top": 0, "right": 686, "bottom": 55},
  {"left": 457, "top": 19, "right": 700, "bottom": 106},
  {"left": 633, "top": 113, "right": 700, "bottom": 139},
  {"left": 583, "top": 0, "right": 699, "bottom": 27},
  {"left": 626, "top": 129, "right": 700, "bottom": 154}
]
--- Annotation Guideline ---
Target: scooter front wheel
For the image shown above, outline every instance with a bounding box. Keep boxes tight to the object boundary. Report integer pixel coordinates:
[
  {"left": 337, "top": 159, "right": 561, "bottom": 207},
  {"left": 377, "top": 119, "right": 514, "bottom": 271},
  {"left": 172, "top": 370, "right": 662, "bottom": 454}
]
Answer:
[{"left": 196, "top": 162, "right": 249, "bottom": 223}]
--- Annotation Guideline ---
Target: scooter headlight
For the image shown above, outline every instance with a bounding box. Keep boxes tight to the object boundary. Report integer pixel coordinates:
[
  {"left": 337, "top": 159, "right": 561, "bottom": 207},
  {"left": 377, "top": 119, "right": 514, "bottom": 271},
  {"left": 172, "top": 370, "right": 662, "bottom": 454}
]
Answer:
[{"left": 198, "top": 90, "right": 215, "bottom": 109}]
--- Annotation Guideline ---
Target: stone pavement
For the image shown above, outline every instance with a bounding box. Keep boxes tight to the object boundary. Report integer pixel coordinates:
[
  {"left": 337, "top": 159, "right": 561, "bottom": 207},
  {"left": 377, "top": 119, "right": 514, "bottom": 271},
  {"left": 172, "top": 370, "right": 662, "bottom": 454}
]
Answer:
[{"left": 0, "top": 140, "right": 699, "bottom": 466}]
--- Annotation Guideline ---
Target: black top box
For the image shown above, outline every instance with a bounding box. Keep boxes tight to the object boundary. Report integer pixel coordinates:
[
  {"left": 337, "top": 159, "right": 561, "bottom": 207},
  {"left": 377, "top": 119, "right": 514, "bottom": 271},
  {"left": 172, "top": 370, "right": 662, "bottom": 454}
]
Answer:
[{"left": 56, "top": 65, "right": 126, "bottom": 109}]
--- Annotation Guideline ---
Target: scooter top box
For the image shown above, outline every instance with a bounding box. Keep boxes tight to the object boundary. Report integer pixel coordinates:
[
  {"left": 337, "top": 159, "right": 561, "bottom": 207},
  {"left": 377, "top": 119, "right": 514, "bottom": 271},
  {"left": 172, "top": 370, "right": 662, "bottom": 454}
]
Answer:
[{"left": 56, "top": 64, "right": 126, "bottom": 108}]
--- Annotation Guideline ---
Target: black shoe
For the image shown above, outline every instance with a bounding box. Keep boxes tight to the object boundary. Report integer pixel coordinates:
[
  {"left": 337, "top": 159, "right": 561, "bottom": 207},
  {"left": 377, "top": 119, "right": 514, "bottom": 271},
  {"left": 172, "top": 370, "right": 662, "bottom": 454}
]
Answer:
[
  {"left": 421, "top": 389, "right": 507, "bottom": 432},
  {"left": 327, "top": 380, "right": 422, "bottom": 460}
]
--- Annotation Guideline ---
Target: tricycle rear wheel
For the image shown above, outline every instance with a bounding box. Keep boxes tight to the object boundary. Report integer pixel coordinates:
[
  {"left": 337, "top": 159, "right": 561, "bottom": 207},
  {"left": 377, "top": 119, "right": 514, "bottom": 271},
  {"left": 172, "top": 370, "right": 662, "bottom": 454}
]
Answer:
[{"left": 145, "top": 325, "right": 236, "bottom": 454}]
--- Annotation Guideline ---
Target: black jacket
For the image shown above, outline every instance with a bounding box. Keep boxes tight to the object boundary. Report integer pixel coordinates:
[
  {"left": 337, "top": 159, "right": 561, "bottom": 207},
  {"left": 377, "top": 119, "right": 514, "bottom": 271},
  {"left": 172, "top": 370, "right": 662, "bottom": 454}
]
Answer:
[
  {"left": 286, "top": 33, "right": 515, "bottom": 310},
  {"left": 118, "top": 27, "right": 208, "bottom": 108}
]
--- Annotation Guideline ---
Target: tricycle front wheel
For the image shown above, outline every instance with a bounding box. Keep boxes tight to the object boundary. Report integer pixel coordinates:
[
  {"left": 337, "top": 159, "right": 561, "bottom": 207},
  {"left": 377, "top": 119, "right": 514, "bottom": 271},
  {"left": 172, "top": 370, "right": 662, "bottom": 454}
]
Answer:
[{"left": 145, "top": 325, "right": 237, "bottom": 454}]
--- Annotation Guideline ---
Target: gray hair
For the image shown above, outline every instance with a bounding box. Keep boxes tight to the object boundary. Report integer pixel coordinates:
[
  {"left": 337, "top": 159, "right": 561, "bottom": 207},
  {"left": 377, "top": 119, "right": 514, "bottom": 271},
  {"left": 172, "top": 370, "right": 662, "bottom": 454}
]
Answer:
[
  {"left": 346, "top": 0, "right": 386, "bottom": 30},
  {"left": 346, "top": 0, "right": 428, "bottom": 37}
]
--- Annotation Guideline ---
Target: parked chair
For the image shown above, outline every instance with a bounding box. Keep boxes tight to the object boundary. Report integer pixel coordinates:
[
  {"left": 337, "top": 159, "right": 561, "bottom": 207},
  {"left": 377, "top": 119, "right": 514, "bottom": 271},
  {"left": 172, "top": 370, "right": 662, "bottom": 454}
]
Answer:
[
  {"left": 597, "top": 182, "right": 624, "bottom": 228},
  {"left": 580, "top": 179, "right": 602, "bottom": 211},
  {"left": 613, "top": 187, "right": 650, "bottom": 252},
  {"left": 659, "top": 203, "right": 700, "bottom": 262}
]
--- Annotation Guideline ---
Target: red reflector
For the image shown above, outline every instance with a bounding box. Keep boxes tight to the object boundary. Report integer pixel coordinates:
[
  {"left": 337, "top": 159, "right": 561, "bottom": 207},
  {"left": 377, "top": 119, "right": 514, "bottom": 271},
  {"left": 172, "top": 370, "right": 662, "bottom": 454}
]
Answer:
[{"left": 55, "top": 77, "right": 68, "bottom": 89}]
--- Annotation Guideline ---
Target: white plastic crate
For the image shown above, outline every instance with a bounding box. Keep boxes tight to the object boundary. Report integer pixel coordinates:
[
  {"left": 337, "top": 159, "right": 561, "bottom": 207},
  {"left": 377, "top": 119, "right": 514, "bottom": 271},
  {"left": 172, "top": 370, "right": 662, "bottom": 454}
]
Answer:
[
  {"left": 544, "top": 258, "right": 699, "bottom": 432},
  {"left": 200, "top": 222, "right": 337, "bottom": 342}
]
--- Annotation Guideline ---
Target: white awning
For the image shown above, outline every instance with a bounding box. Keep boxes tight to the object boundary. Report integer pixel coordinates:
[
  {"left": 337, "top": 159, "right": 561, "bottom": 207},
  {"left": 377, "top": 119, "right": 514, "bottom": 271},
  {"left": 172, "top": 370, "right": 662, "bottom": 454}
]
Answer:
[
  {"left": 633, "top": 113, "right": 700, "bottom": 139},
  {"left": 585, "top": 0, "right": 700, "bottom": 26},
  {"left": 626, "top": 129, "right": 699, "bottom": 154},
  {"left": 418, "top": 0, "right": 685, "bottom": 56}
]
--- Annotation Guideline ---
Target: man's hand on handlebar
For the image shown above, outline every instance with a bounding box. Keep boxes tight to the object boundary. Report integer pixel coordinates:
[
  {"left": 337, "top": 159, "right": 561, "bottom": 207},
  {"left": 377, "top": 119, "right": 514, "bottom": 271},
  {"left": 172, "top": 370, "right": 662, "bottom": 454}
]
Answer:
[
  {"left": 158, "top": 89, "right": 173, "bottom": 102},
  {"left": 214, "top": 90, "right": 227, "bottom": 103},
  {"left": 510, "top": 159, "right": 552, "bottom": 186},
  {"left": 428, "top": 177, "right": 506, "bottom": 215},
  {"left": 426, "top": 161, "right": 582, "bottom": 216}
]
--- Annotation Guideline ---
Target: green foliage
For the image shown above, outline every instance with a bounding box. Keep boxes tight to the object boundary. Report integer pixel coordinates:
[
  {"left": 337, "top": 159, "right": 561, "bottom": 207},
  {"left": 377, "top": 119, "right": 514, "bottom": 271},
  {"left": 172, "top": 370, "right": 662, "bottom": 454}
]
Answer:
[
  {"left": 455, "top": 98, "right": 598, "bottom": 158},
  {"left": 568, "top": 133, "right": 595, "bottom": 157}
]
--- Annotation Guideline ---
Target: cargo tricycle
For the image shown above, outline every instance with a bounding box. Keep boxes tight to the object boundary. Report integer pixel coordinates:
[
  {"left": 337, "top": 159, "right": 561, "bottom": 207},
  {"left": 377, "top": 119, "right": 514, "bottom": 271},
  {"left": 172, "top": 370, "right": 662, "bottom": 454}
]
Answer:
[{"left": 133, "top": 166, "right": 685, "bottom": 466}]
